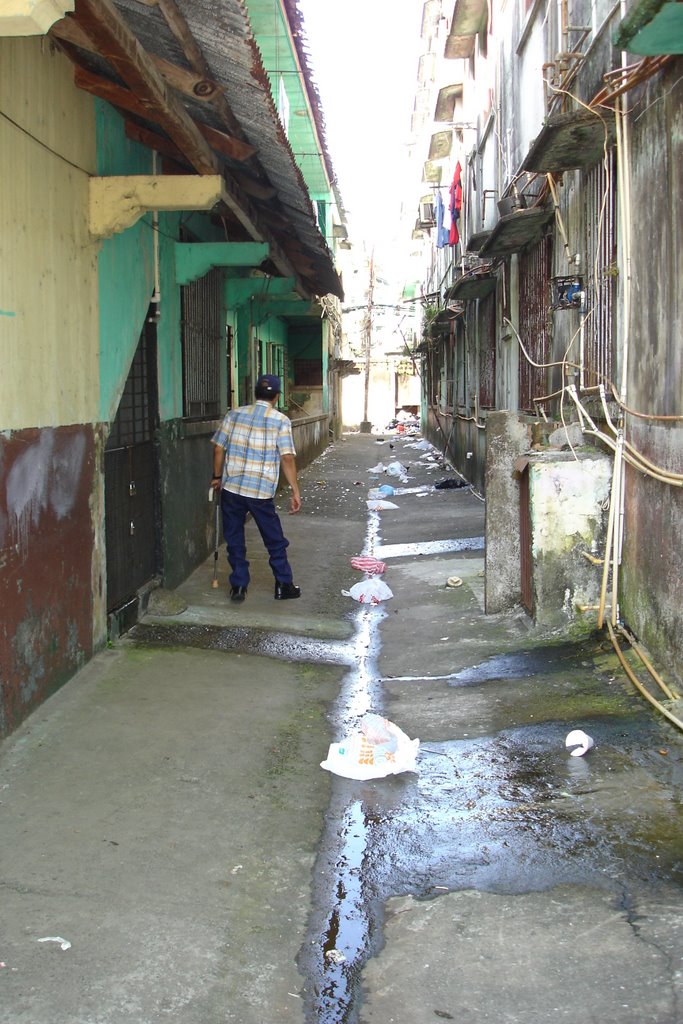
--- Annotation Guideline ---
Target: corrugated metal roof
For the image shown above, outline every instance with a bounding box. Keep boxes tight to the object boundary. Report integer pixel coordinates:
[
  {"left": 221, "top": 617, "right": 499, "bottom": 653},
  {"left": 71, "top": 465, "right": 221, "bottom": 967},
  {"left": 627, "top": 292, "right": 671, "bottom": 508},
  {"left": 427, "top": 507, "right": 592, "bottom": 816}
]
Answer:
[{"left": 53, "top": 0, "right": 342, "bottom": 298}]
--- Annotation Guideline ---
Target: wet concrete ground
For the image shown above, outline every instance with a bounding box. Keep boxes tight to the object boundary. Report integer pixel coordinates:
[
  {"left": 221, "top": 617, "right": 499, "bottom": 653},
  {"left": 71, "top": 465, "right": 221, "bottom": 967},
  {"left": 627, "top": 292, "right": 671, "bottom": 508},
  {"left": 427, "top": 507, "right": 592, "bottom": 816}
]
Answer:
[{"left": 1, "top": 432, "right": 682, "bottom": 1022}]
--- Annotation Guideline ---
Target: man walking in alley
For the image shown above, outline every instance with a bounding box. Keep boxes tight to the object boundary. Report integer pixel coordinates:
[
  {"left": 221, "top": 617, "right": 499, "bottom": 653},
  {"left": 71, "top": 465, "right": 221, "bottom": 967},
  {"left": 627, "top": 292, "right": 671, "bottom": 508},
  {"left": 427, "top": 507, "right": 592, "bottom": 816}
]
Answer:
[{"left": 211, "top": 374, "right": 301, "bottom": 602}]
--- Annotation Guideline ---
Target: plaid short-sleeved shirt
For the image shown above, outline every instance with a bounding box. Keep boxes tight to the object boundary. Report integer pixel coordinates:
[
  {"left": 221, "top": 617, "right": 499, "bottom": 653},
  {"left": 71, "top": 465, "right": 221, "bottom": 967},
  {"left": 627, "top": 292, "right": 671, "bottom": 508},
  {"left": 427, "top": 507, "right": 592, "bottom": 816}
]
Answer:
[{"left": 212, "top": 400, "right": 296, "bottom": 500}]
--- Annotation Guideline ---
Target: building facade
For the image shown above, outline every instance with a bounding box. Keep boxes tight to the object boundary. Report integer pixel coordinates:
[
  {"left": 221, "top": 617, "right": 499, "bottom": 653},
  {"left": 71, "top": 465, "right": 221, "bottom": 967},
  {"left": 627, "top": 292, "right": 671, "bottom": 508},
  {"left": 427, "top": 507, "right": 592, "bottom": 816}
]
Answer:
[
  {"left": 0, "top": 0, "right": 345, "bottom": 737},
  {"left": 406, "top": 0, "right": 683, "bottom": 683}
]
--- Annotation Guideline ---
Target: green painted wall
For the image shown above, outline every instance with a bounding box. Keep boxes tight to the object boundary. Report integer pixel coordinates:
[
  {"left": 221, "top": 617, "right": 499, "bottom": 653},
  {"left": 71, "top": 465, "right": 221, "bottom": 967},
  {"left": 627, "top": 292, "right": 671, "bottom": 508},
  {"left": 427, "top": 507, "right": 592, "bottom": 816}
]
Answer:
[{"left": 95, "top": 101, "right": 155, "bottom": 425}]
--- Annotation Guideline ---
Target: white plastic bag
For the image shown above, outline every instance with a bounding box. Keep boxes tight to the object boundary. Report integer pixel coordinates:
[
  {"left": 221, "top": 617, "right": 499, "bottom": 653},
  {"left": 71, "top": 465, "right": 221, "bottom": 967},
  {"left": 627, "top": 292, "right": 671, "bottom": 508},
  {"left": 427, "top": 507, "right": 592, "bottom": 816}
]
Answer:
[
  {"left": 320, "top": 714, "right": 420, "bottom": 780},
  {"left": 367, "top": 484, "right": 395, "bottom": 499},
  {"left": 386, "top": 461, "right": 408, "bottom": 478},
  {"left": 366, "top": 499, "right": 399, "bottom": 511},
  {"left": 342, "top": 579, "right": 393, "bottom": 604}
]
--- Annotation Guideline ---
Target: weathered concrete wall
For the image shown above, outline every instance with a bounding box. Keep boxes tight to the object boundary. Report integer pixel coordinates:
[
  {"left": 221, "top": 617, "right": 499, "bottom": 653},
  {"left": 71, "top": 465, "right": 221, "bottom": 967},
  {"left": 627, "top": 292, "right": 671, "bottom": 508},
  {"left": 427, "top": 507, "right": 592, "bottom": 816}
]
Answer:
[
  {"left": 423, "top": 407, "right": 486, "bottom": 494},
  {"left": 529, "top": 452, "right": 611, "bottom": 628},
  {"left": 291, "top": 414, "right": 328, "bottom": 469},
  {"left": 617, "top": 61, "right": 683, "bottom": 687},
  {"left": 0, "top": 40, "right": 103, "bottom": 737},
  {"left": 484, "top": 412, "right": 531, "bottom": 613},
  {"left": 0, "top": 427, "right": 98, "bottom": 738}
]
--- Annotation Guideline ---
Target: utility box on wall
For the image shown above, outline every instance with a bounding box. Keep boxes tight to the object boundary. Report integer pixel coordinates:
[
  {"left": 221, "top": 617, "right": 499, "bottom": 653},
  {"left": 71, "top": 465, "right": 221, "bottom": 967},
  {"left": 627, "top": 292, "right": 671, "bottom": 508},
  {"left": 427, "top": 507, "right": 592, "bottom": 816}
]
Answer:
[{"left": 516, "top": 451, "right": 612, "bottom": 627}]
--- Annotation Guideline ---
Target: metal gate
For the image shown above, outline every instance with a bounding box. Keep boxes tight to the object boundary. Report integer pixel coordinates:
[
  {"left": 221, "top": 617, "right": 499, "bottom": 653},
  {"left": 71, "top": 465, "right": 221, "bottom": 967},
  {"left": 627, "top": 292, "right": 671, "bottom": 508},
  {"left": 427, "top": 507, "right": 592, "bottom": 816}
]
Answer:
[
  {"left": 518, "top": 234, "right": 552, "bottom": 412},
  {"left": 181, "top": 268, "right": 223, "bottom": 418},
  {"left": 478, "top": 292, "right": 496, "bottom": 408},
  {"left": 583, "top": 157, "right": 616, "bottom": 388},
  {"left": 104, "top": 316, "right": 160, "bottom": 614}
]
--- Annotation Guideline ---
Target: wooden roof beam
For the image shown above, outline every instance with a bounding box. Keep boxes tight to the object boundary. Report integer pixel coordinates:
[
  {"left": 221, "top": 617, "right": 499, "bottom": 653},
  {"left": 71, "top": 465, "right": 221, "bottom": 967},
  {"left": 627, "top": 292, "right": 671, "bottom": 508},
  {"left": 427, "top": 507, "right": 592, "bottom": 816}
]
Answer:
[
  {"left": 51, "top": 15, "right": 226, "bottom": 105},
  {"left": 72, "top": 65, "right": 256, "bottom": 162},
  {"left": 156, "top": 0, "right": 246, "bottom": 140},
  {"left": 71, "top": 0, "right": 218, "bottom": 174}
]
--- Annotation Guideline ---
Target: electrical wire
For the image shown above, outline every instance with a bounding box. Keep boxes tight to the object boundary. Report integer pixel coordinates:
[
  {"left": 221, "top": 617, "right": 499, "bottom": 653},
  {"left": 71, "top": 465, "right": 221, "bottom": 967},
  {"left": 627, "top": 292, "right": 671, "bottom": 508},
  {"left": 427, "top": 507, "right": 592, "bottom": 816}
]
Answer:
[
  {"left": 0, "top": 106, "right": 92, "bottom": 176},
  {"left": 610, "top": 383, "right": 683, "bottom": 421}
]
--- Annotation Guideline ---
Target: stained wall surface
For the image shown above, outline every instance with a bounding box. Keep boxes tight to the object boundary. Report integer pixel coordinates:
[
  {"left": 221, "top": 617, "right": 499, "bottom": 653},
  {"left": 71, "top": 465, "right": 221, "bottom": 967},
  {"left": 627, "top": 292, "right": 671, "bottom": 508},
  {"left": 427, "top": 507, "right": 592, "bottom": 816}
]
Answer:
[{"left": 0, "top": 39, "right": 100, "bottom": 736}]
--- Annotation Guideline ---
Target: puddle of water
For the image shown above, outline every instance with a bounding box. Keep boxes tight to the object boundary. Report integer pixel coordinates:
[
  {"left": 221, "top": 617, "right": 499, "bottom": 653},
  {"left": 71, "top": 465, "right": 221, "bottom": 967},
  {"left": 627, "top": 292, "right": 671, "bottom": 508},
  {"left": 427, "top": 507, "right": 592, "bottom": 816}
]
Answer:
[
  {"left": 129, "top": 622, "right": 353, "bottom": 665},
  {"left": 448, "top": 645, "right": 593, "bottom": 686},
  {"left": 311, "top": 800, "right": 371, "bottom": 1022},
  {"left": 375, "top": 537, "right": 484, "bottom": 559}
]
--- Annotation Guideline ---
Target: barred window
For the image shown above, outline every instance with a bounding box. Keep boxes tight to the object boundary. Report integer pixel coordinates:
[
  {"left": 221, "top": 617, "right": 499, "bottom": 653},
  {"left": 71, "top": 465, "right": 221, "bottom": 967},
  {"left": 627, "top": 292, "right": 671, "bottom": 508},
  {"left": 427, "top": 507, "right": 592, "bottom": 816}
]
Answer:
[
  {"left": 478, "top": 292, "right": 496, "bottom": 408},
  {"left": 181, "top": 268, "right": 223, "bottom": 419},
  {"left": 518, "top": 234, "right": 553, "bottom": 412},
  {"left": 293, "top": 358, "right": 322, "bottom": 386},
  {"left": 582, "top": 155, "right": 616, "bottom": 389}
]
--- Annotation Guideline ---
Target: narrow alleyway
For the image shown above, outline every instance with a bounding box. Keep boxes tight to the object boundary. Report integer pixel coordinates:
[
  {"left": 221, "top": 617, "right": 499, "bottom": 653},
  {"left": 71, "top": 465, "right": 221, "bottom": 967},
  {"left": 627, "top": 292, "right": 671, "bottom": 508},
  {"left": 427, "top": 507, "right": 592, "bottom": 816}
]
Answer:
[{"left": 1, "top": 433, "right": 682, "bottom": 1023}]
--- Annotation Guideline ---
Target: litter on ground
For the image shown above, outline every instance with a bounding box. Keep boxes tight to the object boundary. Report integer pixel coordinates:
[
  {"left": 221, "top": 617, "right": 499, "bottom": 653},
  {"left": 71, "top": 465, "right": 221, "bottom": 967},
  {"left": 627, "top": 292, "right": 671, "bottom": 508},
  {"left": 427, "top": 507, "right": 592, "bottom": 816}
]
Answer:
[
  {"left": 565, "top": 729, "right": 594, "bottom": 756},
  {"left": 350, "top": 556, "right": 387, "bottom": 576},
  {"left": 367, "top": 499, "right": 399, "bottom": 511},
  {"left": 320, "top": 713, "right": 420, "bottom": 780},
  {"left": 342, "top": 579, "right": 393, "bottom": 604},
  {"left": 435, "top": 478, "right": 468, "bottom": 490}
]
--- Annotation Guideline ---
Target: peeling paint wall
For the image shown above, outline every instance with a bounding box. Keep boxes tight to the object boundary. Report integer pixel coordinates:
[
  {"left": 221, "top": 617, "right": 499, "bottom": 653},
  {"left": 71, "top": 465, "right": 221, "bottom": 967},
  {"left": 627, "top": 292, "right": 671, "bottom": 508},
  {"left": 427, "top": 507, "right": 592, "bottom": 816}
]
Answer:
[
  {"left": 485, "top": 411, "right": 531, "bottom": 613},
  {"left": 0, "top": 39, "right": 102, "bottom": 736},
  {"left": 0, "top": 427, "right": 96, "bottom": 737},
  {"left": 529, "top": 453, "right": 611, "bottom": 628},
  {"left": 617, "top": 61, "right": 683, "bottom": 687}
]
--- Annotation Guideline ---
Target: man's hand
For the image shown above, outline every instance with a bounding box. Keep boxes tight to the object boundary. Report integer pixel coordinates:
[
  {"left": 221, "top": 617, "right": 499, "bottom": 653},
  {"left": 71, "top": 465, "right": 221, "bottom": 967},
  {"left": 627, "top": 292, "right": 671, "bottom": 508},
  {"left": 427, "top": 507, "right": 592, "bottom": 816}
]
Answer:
[{"left": 281, "top": 454, "right": 300, "bottom": 514}]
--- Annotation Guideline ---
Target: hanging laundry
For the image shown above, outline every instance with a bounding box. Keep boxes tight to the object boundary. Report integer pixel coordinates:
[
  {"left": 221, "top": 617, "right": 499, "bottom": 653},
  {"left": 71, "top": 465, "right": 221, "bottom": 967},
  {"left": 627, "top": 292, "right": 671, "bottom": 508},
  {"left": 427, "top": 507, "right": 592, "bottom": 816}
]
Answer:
[
  {"left": 435, "top": 189, "right": 449, "bottom": 249},
  {"left": 449, "top": 161, "right": 462, "bottom": 246}
]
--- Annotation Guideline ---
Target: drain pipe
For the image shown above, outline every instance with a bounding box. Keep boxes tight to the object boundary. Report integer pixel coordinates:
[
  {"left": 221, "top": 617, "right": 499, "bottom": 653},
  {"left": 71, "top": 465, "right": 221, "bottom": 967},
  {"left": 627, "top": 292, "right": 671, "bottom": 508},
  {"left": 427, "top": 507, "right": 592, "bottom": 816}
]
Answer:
[
  {"left": 609, "top": 429, "right": 625, "bottom": 626},
  {"left": 598, "top": 444, "right": 618, "bottom": 629},
  {"left": 151, "top": 151, "right": 161, "bottom": 317}
]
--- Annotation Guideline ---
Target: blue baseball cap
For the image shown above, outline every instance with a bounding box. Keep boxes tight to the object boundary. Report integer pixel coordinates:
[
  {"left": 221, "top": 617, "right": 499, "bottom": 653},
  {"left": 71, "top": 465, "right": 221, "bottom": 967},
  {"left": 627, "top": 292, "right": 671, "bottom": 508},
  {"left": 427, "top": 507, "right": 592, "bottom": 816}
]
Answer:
[{"left": 256, "top": 373, "right": 281, "bottom": 393}]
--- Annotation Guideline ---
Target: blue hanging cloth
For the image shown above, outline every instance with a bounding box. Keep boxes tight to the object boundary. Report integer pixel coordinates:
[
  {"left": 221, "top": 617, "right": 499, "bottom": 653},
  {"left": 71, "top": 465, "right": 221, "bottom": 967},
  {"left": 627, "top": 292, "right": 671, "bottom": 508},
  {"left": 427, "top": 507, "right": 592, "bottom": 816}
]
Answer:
[{"left": 435, "top": 190, "right": 449, "bottom": 249}]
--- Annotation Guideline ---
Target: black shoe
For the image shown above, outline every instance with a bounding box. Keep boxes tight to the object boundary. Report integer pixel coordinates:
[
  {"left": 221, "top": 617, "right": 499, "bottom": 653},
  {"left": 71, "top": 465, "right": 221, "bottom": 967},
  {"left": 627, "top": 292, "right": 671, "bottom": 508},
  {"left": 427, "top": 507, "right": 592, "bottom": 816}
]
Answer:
[
  {"left": 230, "top": 585, "right": 247, "bottom": 603},
  {"left": 274, "top": 581, "right": 301, "bottom": 600}
]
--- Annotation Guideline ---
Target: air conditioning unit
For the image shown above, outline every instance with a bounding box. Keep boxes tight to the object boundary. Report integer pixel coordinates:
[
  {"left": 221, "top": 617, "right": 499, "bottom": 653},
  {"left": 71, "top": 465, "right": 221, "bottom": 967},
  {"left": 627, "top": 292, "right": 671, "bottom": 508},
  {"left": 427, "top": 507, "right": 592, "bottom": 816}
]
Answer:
[{"left": 419, "top": 197, "right": 436, "bottom": 225}]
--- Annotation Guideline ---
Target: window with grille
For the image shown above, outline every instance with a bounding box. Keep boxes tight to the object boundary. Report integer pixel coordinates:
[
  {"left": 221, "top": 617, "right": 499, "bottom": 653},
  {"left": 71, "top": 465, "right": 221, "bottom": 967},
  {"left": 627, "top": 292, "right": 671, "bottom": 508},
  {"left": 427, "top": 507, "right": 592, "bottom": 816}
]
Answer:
[
  {"left": 518, "top": 234, "right": 552, "bottom": 412},
  {"left": 455, "top": 319, "right": 467, "bottom": 408},
  {"left": 582, "top": 154, "right": 616, "bottom": 389},
  {"left": 106, "top": 328, "right": 153, "bottom": 449},
  {"left": 294, "top": 358, "right": 322, "bottom": 386},
  {"left": 478, "top": 292, "right": 496, "bottom": 408},
  {"left": 181, "top": 268, "right": 223, "bottom": 419}
]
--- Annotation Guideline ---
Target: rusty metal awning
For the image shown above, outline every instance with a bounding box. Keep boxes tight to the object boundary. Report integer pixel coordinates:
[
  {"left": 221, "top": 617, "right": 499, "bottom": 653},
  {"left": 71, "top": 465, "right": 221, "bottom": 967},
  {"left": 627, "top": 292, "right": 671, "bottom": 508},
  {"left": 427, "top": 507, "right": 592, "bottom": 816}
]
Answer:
[
  {"left": 522, "top": 109, "right": 616, "bottom": 173},
  {"left": 479, "top": 207, "right": 553, "bottom": 257},
  {"left": 614, "top": 0, "right": 683, "bottom": 53},
  {"left": 447, "top": 273, "right": 496, "bottom": 300}
]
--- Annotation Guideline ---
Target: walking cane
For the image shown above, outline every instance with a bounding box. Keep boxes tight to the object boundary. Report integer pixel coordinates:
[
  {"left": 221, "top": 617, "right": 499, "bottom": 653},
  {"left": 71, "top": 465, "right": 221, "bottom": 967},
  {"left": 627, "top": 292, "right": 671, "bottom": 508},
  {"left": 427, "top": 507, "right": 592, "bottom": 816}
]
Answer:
[{"left": 210, "top": 486, "right": 221, "bottom": 588}]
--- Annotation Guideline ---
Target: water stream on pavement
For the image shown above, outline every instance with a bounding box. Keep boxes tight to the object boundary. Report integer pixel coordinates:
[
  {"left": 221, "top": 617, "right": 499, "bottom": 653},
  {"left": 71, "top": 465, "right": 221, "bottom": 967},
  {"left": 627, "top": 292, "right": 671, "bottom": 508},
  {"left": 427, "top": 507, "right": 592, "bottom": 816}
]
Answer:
[{"left": 300, "top": 510, "right": 386, "bottom": 1023}]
